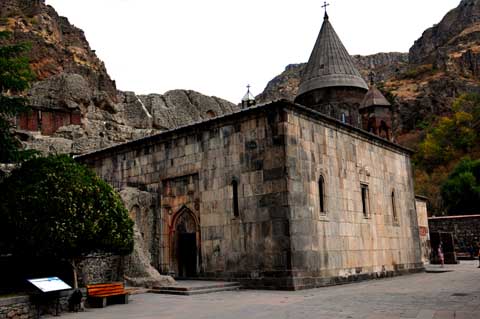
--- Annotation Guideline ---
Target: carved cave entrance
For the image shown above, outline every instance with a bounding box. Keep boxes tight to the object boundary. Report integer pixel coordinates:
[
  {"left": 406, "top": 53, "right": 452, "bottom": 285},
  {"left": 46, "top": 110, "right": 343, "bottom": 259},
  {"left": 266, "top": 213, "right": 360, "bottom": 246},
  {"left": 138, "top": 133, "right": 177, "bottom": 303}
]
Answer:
[{"left": 172, "top": 207, "right": 199, "bottom": 278}]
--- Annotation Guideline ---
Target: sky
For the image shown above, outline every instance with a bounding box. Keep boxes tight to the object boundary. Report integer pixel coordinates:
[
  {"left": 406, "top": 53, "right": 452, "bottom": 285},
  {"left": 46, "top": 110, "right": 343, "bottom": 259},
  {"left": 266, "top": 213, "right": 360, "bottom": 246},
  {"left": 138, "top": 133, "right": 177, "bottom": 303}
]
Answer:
[{"left": 45, "top": 0, "right": 461, "bottom": 103}]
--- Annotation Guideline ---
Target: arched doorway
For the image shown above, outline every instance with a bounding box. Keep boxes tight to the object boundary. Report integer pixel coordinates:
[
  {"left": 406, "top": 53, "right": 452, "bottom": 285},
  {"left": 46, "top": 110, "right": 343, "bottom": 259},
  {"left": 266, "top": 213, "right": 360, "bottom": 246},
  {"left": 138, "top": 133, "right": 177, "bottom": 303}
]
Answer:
[{"left": 171, "top": 207, "right": 199, "bottom": 278}]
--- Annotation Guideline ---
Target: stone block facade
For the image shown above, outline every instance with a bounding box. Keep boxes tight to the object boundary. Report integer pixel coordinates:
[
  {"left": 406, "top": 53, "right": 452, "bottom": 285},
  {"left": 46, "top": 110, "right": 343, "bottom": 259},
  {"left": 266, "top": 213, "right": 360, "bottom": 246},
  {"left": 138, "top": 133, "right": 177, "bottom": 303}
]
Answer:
[
  {"left": 283, "top": 106, "right": 423, "bottom": 289},
  {"left": 415, "top": 197, "right": 431, "bottom": 264},
  {"left": 295, "top": 87, "right": 366, "bottom": 127},
  {"left": 78, "top": 100, "right": 424, "bottom": 290}
]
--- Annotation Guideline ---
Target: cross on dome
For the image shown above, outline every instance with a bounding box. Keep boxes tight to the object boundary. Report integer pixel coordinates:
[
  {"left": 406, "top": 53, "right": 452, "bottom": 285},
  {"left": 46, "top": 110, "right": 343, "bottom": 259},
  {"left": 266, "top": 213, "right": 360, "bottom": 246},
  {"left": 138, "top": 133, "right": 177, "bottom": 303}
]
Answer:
[
  {"left": 242, "top": 84, "right": 256, "bottom": 108},
  {"left": 322, "top": 1, "right": 330, "bottom": 18}
]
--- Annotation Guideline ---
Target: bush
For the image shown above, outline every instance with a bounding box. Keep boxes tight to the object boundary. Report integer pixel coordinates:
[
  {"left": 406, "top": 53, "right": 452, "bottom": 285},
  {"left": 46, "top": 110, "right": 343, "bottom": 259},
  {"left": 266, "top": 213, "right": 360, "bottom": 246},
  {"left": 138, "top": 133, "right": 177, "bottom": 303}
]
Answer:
[
  {"left": 0, "top": 155, "right": 133, "bottom": 287},
  {"left": 416, "top": 94, "right": 479, "bottom": 171},
  {"left": 441, "top": 158, "right": 480, "bottom": 215}
]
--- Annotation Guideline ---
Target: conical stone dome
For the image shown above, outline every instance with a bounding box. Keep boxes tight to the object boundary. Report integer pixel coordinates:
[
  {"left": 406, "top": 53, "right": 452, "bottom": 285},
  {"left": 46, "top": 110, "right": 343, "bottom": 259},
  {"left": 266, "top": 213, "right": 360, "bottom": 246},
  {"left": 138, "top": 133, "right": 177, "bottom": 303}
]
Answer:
[
  {"left": 361, "top": 85, "right": 391, "bottom": 110},
  {"left": 296, "top": 16, "right": 368, "bottom": 99}
]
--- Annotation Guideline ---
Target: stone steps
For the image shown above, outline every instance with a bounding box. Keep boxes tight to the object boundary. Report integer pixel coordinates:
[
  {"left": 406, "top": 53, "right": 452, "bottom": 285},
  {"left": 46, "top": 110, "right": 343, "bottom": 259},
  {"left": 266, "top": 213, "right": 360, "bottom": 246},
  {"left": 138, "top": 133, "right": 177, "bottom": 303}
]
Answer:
[
  {"left": 126, "top": 287, "right": 150, "bottom": 295},
  {"left": 150, "top": 281, "right": 241, "bottom": 296}
]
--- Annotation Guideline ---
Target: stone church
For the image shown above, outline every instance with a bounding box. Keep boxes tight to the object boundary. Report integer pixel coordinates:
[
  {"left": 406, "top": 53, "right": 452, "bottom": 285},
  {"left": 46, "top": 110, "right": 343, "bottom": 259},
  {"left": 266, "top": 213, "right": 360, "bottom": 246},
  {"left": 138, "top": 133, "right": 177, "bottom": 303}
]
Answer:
[{"left": 78, "top": 12, "right": 424, "bottom": 290}]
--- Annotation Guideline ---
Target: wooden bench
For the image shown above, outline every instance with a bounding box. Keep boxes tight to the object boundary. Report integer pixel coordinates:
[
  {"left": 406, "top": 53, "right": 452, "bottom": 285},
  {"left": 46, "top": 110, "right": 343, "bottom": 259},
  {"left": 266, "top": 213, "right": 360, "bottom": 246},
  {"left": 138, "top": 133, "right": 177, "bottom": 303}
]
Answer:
[{"left": 86, "top": 282, "right": 129, "bottom": 308}]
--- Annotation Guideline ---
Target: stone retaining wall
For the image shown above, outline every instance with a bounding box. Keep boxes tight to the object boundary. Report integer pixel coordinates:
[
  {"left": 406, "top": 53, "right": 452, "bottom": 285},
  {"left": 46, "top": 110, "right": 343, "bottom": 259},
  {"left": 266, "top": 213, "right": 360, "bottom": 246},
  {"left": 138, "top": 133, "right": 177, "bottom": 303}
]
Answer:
[
  {"left": 429, "top": 215, "right": 480, "bottom": 253},
  {"left": 0, "top": 296, "right": 34, "bottom": 319},
  {"left": 0, "top": 289, "right": 85, "bottom": 319},
  {"left": 77, "top": 254, "right": 124, "bottom": 287}
]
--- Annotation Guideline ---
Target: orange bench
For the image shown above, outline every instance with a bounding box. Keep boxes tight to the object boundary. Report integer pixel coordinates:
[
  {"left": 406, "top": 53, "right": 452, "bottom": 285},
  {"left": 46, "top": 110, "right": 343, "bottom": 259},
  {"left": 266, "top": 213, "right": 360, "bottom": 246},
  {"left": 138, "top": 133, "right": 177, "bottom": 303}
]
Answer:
[{"left": 86, "top": 282, "right": 129, "bottom": 308}]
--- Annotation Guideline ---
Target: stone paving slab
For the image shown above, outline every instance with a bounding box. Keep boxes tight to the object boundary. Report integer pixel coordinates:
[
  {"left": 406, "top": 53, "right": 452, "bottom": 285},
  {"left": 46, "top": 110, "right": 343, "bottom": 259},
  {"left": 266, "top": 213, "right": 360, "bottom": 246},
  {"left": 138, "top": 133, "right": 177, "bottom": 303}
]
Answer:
[{"left": 60, "top": 261, "right": 480, "bottom": 319}]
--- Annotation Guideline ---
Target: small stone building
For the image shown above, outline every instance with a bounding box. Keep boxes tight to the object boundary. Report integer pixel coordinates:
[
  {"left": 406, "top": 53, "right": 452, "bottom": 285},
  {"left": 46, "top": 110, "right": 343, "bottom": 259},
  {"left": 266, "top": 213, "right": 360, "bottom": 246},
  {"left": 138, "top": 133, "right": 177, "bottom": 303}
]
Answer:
[
  {"left": 429, "top": 214, "right": 480, "bottom": 258},
  {"left": 77, "top": 12, "right": 423, "bottom": 290}
]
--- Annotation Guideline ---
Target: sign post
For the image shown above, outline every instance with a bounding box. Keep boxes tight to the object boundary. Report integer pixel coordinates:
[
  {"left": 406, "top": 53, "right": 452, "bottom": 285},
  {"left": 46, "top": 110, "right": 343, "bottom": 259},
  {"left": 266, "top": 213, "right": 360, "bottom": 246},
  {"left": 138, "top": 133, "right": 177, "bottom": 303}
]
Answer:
[{"left": 27, "top": 277, "right": 72, "bottom": 318}]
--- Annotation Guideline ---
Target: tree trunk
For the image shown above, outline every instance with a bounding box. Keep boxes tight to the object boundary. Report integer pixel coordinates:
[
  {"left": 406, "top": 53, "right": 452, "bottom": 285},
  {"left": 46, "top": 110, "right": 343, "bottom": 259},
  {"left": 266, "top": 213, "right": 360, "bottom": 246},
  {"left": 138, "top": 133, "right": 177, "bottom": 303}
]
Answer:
[{"left": 71, "top": 259, "right": 78, "bottom": 289}]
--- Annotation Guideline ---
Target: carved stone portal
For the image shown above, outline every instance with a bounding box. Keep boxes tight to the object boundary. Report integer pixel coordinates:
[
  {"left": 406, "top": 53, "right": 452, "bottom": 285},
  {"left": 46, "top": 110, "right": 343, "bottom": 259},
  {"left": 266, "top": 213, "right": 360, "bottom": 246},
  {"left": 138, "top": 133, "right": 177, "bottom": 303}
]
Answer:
[{"left": 171, "top": 206, "right": 199, "bottom": 278}]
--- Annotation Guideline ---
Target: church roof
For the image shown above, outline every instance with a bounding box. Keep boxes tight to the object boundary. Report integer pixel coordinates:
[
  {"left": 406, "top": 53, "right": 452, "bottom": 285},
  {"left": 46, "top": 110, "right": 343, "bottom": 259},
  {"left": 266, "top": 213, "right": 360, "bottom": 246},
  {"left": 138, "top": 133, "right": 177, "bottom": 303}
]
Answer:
[
  {"left": 361, "top": 85, "right": 391, "bottom": 109},
  {"left": 296, "top": 15, "right": 368, "bottom": 97},
  {"left": 76, "top": 100, "right": 412, "bottom": 162}
]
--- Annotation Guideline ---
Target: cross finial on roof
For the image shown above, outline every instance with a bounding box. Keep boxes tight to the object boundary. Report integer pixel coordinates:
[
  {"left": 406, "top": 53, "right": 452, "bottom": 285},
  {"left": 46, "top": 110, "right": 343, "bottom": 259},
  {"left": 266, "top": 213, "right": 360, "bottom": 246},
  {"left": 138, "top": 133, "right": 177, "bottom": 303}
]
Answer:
[
  {"left": 368, "top": 71, "right": 376, "bottom": 86},
  {"left": 322, "top": 1, "right": 330, "bottom": 19},
  {"left": 242, "top": 84, "right": 256, "bottom": 108}
]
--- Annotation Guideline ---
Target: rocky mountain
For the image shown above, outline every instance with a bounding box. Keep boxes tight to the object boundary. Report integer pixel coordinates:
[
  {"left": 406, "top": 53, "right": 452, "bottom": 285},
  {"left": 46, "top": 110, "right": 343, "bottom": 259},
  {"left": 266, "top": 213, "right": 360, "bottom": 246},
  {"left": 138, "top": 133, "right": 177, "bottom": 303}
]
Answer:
[
  {"left": 409, "top": 0, "right": 480, "bottom": 66},
  {"left": 385, "top": 0, "right": 480, "bottom": 139},
  {"left": 0, "top": 0, "right": 117, "bottom": 99},
  {"left": 0, "top": 0, "right": 238, "bottom": 155}
]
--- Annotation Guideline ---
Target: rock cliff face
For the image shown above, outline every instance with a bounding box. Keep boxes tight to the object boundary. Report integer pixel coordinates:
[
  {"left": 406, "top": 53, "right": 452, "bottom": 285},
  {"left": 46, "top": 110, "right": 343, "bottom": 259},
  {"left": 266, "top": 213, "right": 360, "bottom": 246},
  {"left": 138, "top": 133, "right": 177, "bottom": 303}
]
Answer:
[
  {"left": 384, "top": 0, "right": 480, "bottom": 140},
  {"left": 0, "top": 0, "right": 238, "bottom": 155},
  {"left": 119, "top": 188, "right": 175, "bottom": 288},
  {"left": 0, "top": 0, "right": 116, "bottom": 99},
  {"left": 409, "top": 0, "right": 480, "bottom": 66},
  {"left": 353, "top": 52, "right": 409, "bottom": 81}
]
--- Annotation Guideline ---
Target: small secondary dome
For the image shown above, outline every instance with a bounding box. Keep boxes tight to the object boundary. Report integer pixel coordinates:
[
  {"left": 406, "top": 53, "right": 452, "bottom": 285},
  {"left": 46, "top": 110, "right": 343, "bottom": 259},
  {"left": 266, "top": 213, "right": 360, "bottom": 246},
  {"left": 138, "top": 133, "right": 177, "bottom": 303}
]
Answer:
[
  {"left": 241, "top": 85, "right": 256, "bottom": 109},
  {"left": 361, "top": 85, "right": 391, "bottom": 109}
]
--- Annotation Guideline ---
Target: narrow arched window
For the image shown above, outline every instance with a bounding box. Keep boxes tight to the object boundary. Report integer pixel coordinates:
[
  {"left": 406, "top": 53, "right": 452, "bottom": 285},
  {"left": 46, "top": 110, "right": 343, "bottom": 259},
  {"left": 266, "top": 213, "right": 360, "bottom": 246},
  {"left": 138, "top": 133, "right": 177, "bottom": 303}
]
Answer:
[
  {"left": 232, "top": 180, "right": 239, "bottom": 218},
  {"left": 391, "top": 190, "right": 398, "bottom": 222},
  {"left": 361, "top": 184, "right": 370, "bottom": 218},
  {"left": 319, "top": 176, "right": 325, "bottom": 214}
]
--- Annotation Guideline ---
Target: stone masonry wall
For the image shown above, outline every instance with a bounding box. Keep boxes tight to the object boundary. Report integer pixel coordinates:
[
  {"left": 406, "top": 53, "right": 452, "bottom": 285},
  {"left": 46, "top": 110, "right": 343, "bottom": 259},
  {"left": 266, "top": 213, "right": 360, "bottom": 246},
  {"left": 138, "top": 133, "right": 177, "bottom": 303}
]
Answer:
[
  {"left": 0, "top": 296, "right": 35, "bottom": 319},
  {"left": 79, "top": 101, "right": 424, "bottom": 290},
  {"left": 284, "top": 107, "right": 423, "bottom": 289},
  {"left": 0, "top": 290, "right": 85, "bottom": 319},
  {"left": 77, "top": 255, "right": 124, "bottom": 287},
  {"left": 81, "top": 106, "right": 292, "bottom": 289},
  {"left": 416, "top": 198, "right": 431, "bottom": 264},
  {"left": 428, "top": 215, "right": 480, "bottom": 253}
]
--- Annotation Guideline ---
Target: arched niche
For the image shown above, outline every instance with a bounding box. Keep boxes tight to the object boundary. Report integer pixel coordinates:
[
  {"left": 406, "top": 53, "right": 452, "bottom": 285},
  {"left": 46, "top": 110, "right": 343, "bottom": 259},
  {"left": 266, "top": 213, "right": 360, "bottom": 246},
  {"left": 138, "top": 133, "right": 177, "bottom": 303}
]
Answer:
[{"left": 170, "top": 206, "right": 200, "bottom": 278}]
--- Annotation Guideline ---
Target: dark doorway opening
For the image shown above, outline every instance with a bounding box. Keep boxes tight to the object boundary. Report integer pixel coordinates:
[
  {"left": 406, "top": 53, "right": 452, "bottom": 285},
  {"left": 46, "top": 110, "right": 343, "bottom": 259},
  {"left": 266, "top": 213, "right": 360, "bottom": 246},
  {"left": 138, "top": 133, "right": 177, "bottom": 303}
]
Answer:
[
  {"left": 173, "top": 208, "right": 199, "bottom": 278},
  {"left": 177, "top": 232, "right": 197, "bottom": 277},
  {"left": 430, "top": 232, "right": 457, "bottom": 264}
]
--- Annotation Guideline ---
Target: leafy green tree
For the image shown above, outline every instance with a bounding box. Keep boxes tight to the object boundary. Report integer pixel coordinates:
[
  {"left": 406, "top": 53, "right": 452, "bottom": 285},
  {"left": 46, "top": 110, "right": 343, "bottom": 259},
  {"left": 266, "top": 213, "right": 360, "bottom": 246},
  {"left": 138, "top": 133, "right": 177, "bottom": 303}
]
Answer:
[
  {"left": 0, "top": 155, "right": 134, "bottom": 287},
  {"left": 413, "top": 93, "right": 480, "bottom": 215},
  {"left": 452, "top": 93, "right": 480, "bottom": 127},
  {"left": 441, "top": 158, "right": 480, "bottom": 215},
  {"left": 416, "top": 93, "right": 479, "bottom": 171},
  {"left": 0, "top": 31, "right": 36, "bottom": 163}
]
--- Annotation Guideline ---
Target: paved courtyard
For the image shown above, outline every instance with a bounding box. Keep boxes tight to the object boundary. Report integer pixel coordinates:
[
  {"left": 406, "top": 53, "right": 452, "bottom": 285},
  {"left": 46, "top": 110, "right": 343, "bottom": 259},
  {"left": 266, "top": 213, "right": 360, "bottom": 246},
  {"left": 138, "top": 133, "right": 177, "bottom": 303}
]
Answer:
[{"left": 62, "top": 261, "right": 479, "bottom": 319}]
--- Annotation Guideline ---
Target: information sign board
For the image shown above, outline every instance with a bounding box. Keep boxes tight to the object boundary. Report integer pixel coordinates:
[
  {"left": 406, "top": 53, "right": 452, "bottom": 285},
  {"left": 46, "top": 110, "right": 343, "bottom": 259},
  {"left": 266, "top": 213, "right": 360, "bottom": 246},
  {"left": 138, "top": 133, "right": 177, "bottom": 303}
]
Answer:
[{"left": 27, "top": 277, "right": 71, "bottom": 293}]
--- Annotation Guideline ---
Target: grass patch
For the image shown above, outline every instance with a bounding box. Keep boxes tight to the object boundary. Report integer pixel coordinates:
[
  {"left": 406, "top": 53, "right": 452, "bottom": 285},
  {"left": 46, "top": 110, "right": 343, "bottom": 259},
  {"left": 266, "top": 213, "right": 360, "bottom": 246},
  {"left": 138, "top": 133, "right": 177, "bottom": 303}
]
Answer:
[{"left": 399, "top": 64, "right": 439, "bottom": 80}]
